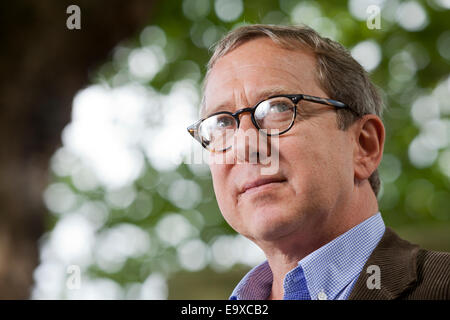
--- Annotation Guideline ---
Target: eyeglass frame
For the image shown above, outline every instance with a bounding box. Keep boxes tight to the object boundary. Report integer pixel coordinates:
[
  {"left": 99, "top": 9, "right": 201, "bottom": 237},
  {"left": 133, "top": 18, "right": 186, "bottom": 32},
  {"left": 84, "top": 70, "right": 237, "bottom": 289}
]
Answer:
[{"left": 187, "top": 93, "right": 358, "bottom": 151}]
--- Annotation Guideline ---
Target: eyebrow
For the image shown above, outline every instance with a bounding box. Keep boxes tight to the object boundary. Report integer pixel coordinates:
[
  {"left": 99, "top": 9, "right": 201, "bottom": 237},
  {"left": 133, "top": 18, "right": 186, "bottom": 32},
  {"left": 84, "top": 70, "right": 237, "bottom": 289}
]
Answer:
[{"left": 204, "top": 86, "right": 294, "bottom": 118}]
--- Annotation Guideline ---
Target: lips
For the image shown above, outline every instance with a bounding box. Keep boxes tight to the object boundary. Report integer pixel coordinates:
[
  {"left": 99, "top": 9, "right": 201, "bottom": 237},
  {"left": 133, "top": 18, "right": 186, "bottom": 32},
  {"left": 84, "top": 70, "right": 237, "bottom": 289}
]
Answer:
[{"left": 239, "top": 177, "right": 287, "bottom": 195}]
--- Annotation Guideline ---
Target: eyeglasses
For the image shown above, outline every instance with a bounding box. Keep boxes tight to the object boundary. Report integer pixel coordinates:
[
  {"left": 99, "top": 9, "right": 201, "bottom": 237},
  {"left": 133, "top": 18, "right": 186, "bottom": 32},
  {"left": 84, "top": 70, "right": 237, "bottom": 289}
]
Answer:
[{"left": 187, "top": 94, "right": 353, "bottom": 152}]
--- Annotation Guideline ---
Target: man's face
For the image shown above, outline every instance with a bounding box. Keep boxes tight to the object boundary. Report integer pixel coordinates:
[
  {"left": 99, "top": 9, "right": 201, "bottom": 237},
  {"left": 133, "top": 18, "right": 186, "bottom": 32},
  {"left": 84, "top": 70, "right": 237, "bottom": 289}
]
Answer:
[{"left": 204, "top": 38, "right": 356, "bottom": 244}]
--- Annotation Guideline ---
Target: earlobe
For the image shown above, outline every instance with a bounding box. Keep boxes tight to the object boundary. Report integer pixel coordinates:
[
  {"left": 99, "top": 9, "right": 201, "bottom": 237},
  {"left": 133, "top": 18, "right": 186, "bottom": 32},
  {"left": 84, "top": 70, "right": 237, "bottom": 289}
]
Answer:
[{"left": 353, "top": 115, "right": 385, "bottom": 181}]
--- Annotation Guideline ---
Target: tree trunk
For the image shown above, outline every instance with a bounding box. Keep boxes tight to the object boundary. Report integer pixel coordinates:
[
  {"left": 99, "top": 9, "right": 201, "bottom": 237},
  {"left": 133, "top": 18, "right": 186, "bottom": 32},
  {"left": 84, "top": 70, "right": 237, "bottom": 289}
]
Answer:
[{"left": 0, "top": 0, "right": 155, "bottom": 299}]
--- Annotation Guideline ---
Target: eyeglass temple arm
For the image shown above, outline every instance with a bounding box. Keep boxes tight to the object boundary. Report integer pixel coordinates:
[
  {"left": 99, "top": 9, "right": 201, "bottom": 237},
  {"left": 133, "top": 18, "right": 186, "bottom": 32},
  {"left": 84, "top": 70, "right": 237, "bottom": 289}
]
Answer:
[
  {"left": 187, "top": 126, "right": 196, "bottom": 138},
  {"left": 187, "top": 121, "right": 212, "bottom": 149},
  {"left": 187, "top": 119, "right": 202, "bottom": 138},
  {"left": 301, "top": 94, "right": 347, "bottom": 108},
  {"left": 301, "top": 94, "right": 360, "bottom": 116}
]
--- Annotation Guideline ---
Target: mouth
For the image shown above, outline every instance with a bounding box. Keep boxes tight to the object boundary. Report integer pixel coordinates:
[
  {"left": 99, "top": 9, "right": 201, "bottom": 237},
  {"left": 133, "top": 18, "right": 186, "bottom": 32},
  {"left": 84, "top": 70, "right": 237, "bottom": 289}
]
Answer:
[{"left": 239, "top": 177, "right": 287, "bottom": 196}]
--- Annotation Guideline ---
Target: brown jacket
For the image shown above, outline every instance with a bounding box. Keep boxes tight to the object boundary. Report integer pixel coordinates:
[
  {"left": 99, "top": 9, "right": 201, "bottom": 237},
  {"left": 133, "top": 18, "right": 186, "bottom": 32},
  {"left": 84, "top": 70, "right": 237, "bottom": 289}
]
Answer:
[{"left": 349, "top": 227, "right": 450, "bottom": 300}]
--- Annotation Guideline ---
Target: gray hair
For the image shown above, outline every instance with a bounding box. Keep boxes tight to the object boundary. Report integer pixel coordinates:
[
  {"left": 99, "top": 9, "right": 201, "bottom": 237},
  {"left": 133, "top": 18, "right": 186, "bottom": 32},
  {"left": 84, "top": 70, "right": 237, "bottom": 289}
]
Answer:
[{"left": 200, "top": 24, "right": 384, "bottom": 196}]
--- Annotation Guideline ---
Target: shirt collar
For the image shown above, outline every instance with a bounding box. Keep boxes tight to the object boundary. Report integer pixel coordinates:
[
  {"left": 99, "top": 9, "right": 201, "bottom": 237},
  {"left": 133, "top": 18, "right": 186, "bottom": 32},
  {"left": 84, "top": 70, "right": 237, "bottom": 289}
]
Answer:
[
  {"left": 297, "top": 212, "right": 385, "bottom": 300},
  {"left": 230, "top": 260, "right": 272, "bottom": 300},
  {"left": 230, "top": 212, "right": 385, "bottom": 300}
]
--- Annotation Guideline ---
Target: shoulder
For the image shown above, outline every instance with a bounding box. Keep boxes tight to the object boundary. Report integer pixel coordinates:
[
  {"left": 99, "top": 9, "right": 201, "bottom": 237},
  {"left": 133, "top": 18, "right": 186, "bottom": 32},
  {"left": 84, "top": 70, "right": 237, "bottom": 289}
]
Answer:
[
  {"left": 409, "top": 248, "right": 450, "bottom": 299},
  {"left": 349, "top": 227, "right": 450, "bottom": 300}
]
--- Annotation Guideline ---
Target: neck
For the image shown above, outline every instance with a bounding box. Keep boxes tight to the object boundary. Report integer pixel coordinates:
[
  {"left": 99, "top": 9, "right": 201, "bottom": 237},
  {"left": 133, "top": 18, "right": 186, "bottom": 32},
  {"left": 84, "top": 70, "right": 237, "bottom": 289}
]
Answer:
[{"left": 261, "top": 182, "right": 379, "bottom": 300}]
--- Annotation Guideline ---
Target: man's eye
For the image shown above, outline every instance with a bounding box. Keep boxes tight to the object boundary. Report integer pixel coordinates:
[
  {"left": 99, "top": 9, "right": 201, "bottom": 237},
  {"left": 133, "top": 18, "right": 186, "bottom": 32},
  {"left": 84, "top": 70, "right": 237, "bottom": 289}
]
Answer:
[
  {"left": 216, "top": 116, "right": 234, "bottom": 128},
  {"left": 270, "top": 103, "right": 291, "bottom": 113}
]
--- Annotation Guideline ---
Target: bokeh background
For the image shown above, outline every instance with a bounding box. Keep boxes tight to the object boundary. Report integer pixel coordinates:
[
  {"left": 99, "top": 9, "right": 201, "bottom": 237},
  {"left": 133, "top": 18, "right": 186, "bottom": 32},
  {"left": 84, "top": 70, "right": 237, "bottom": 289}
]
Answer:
[{"left": 0, "top": 0, "right": 449, "bottom": 299}]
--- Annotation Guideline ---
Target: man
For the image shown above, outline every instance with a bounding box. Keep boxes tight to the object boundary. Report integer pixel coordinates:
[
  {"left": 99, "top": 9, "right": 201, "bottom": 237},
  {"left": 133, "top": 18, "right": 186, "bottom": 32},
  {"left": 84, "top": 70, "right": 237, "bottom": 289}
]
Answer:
[{"left": 187, "top": 24, "right": 450, "bottom": 300}]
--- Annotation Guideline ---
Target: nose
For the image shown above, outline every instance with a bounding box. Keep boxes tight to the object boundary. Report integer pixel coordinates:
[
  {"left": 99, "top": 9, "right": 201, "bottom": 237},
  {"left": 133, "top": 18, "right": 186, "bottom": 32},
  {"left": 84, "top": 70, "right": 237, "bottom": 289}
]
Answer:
[{"left": 233, "top": 112, "right": 271, "bottom": 164}]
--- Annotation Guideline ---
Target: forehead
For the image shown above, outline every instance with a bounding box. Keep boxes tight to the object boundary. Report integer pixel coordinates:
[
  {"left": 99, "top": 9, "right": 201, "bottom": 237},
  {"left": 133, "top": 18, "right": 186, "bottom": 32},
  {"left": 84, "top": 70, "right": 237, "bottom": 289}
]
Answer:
[{"left": 203, "top": 38, "right": 320, "bottom": 117}]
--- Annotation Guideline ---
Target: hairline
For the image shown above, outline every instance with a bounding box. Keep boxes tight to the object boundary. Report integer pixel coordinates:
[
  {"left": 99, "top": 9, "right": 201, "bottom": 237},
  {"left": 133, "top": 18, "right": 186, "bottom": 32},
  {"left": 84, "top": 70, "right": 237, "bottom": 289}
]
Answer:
[{"left": 200, "top": 34, "right": 317, "bottom": 119}]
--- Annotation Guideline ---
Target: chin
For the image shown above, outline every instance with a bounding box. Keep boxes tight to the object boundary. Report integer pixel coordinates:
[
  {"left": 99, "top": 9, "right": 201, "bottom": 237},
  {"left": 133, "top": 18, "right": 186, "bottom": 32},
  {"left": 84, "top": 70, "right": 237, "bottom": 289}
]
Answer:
[{"left": 245, "top": 208, "right": 304, "bottom": 242}]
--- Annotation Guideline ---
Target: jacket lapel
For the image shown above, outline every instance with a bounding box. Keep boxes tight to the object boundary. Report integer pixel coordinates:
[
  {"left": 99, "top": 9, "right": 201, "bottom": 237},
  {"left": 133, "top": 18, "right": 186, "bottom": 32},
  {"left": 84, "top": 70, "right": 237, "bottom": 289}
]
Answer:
[{"left": 349, "top": 227, "right": 420, "bottom": 300}]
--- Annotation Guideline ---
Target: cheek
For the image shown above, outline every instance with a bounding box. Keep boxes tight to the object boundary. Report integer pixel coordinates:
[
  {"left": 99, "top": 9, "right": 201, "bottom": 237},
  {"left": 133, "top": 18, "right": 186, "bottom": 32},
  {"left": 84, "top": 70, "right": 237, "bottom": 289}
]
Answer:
[
  {"left": 284, "top": 130, "right": 351, "bottom": 192},
  {"left": 209, "top": 164, "right": 234, "bottom": 213},
  {"left": 209, "top": 164, "right": 224, "bottom": 194}
]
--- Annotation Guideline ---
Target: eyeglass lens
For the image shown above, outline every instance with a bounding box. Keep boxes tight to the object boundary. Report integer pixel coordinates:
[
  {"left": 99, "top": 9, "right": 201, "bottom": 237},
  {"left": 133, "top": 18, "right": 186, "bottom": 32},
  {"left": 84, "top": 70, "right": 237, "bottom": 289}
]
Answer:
[{"left": 199, "top": 97, "right": 296, "bottom": 151}]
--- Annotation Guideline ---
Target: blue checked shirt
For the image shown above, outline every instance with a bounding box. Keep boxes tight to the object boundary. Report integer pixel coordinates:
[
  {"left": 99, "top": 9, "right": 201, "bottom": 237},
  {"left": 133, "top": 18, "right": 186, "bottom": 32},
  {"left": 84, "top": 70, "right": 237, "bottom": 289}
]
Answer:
[{"left": 230, "top": 212, "right": 385, "bottom": 300}]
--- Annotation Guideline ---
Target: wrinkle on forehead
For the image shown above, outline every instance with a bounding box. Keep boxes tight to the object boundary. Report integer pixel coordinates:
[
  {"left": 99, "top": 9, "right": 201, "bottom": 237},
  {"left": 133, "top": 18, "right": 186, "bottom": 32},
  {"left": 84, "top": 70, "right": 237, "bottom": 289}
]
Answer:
[{"left": 203, "top": 39, "right": 320, "bottom": 116}]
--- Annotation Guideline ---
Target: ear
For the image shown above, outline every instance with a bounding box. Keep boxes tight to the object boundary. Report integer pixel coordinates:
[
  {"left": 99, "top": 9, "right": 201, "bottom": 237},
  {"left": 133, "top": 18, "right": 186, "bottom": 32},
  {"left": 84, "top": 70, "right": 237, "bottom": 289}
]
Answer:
[{"left": 353, "top": 115, "right": 385, "bottom": 181}]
